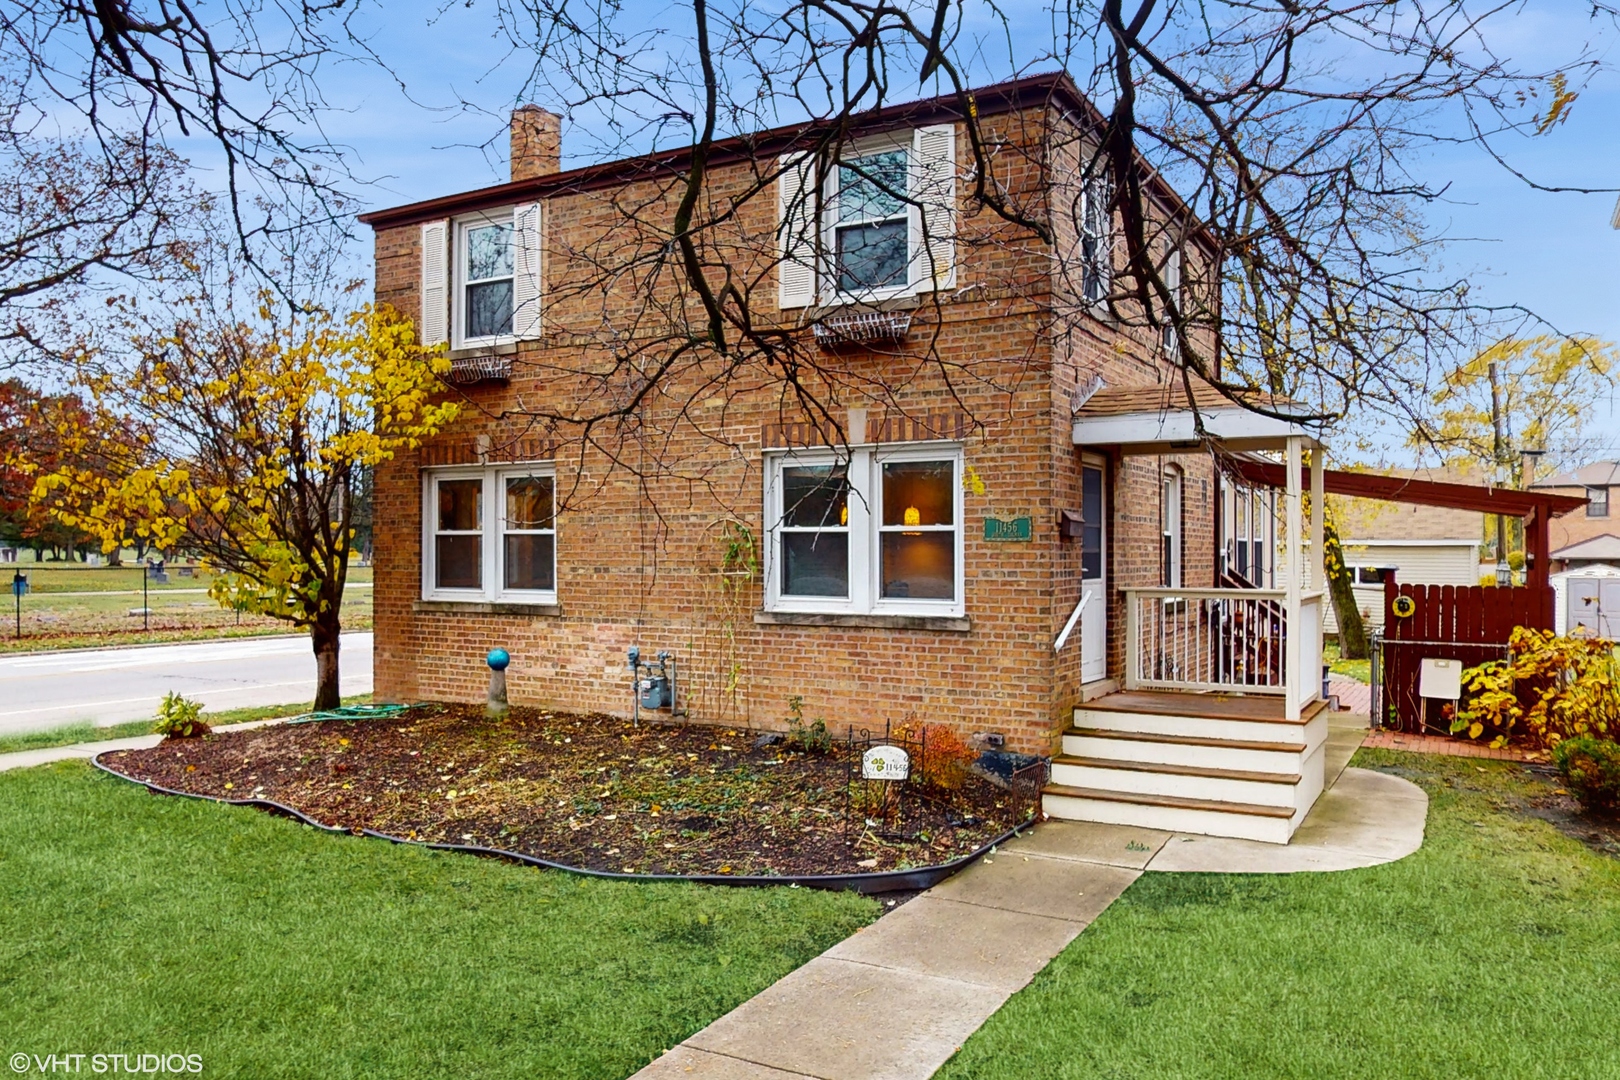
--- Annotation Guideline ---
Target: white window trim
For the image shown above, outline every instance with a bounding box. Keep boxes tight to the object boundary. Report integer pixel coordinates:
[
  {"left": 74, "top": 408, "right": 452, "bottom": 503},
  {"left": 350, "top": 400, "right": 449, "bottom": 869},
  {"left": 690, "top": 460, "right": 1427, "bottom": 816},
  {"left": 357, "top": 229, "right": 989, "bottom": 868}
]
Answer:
[
  {"left": 764, "top": 443, "right": 965, "bottom": 619},
  {"left": 1162, "top": 466, "right": 1182, "bottom": 589},
  {"left": 454, "top": 208, "right": 517, "bottom": 350},
  {"left": 422, "top": 462, "right": 558, "bottom": 604},
  {"left": 821, "top": 133, "right": 915, "bottom": 305}
]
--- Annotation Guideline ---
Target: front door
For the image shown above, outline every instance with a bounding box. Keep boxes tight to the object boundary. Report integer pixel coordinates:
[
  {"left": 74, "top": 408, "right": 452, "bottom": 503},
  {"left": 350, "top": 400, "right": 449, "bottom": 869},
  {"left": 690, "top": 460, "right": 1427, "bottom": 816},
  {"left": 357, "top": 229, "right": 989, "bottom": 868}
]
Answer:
[{"left": 1080, "top": 460, "right": 1107, "bottom": 683}]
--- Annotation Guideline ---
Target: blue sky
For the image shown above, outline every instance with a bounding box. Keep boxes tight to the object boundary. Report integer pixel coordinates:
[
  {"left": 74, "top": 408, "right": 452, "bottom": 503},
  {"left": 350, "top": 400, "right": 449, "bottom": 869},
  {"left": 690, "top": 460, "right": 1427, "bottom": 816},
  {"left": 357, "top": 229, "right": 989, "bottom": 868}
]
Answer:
[{"left": 293, "top": 1, "right": 1620, "bottom": 461}]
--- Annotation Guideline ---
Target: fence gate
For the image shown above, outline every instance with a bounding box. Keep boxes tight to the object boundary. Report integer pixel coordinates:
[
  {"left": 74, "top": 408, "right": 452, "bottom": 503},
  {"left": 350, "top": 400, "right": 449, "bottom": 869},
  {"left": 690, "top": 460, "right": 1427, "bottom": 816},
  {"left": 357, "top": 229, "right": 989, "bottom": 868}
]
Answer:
[{"left": 1375, "top": 578, "right": 1554, "bottom": 734}]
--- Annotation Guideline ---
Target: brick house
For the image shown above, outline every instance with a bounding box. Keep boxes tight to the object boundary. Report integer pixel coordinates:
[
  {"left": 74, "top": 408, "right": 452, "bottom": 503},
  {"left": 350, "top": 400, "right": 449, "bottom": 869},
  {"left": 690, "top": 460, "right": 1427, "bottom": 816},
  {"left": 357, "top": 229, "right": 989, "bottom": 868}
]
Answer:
[
  {"left": 1530, "top": 460, "right": 1619, "bottom": 569},
  {"left": 360, "top": 73, "right": 1334, "bottom": 842}
]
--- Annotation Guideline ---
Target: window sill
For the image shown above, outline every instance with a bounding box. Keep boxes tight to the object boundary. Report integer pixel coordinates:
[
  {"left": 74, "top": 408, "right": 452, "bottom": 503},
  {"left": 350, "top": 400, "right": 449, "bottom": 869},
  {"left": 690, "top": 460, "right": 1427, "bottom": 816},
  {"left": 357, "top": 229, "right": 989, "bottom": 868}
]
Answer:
[
  {"left": 806, "top": 293, "right": 921, "bottom": 318},
  {"left": 414, "top": 599, "right": 562, "bottom": 617},
  {"left": 754, "top": 610, "right": 970, "bottom": 633},
  {"left": 446, "top": 341, "right": 517, "bottom": 360}
]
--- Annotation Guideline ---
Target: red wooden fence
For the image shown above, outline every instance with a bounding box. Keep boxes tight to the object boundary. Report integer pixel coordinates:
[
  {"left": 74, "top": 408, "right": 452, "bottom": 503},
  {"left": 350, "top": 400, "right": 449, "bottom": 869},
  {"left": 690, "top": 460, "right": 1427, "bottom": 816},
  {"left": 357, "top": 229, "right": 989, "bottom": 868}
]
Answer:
[{"left": 1377, "top": 579, "right": 1555, "bottom": 733}]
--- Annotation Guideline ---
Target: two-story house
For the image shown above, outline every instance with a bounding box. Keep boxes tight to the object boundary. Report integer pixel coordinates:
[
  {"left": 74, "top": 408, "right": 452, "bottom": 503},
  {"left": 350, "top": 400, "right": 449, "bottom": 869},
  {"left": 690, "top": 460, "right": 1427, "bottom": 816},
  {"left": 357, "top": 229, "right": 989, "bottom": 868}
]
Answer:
[
  {"left": 1530, "top": 460, "right": 1619, "bottom": 570},
  {"left": 359, "top": 72, "right": 1334, "bottom": 842}
]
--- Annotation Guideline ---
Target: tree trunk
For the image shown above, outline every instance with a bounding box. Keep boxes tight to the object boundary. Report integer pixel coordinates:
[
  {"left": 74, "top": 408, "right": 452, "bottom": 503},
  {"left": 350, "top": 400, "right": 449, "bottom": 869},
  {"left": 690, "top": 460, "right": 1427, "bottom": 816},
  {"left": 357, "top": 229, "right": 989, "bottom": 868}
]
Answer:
[
  {"left": 1324, "top": 520, "right": 1369, "bottom": 660},
  {"left": 311, "top": 614, "right": 341, "bottom": 711}
]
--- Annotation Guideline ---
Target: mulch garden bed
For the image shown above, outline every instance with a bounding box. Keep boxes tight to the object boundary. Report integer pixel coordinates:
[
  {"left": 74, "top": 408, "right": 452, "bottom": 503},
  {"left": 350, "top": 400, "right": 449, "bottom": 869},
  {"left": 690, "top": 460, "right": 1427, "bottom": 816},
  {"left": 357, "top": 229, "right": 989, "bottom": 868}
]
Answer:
[{"left": 101, "top": 704, "right": 1029, "bottom": 878}]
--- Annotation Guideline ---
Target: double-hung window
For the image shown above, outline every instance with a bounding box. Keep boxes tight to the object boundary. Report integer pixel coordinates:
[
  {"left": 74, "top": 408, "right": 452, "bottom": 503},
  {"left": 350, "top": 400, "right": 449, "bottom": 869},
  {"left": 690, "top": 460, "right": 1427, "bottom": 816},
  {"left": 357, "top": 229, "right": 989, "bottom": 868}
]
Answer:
[
  {"left": 460, "top": 214, "right": 515, "bottom": 344},
  {"left": 1587, "top": 485, "right": 1609, "bottom": 518},
  {"left": 1161, "top": 467, "right": 1182, "bottom": 588},
  {"left": 766, "top": 446, "right": 963, "bottom": 618},
  {"left": 423, "top": 465, "right": 557, "bottom": 603},
  {"left": 419, "top": 204, "right": 540, "bottom": 348},
  {"left": 1080, "top": 176, "right": 1113, "bottom": 303},
  {"left": 776, "top": 125, "right": 955, "bottom": 309},
  {"left": 833, "top": 148, "right": 910, "bottom": 293}
]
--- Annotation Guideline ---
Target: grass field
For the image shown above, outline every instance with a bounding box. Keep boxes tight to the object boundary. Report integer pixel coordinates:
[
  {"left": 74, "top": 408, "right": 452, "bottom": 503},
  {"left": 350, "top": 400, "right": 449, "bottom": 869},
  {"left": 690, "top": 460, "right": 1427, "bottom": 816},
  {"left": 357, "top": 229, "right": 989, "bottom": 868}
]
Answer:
[
  {"left": 0, "top": 564, "right": 372, "bottom": 653},
  {"left": 0, "top": 696, "right": 375, "bottom": 755},
  {"left": 1324, "top": 641, "right": 1371, "bottom": 684},
  {"left": 940, "top": 749, "right": 1620, "bottom": 1079},
  {"left": 0, "top": 761, "right": 878, "bottom": 1079}
]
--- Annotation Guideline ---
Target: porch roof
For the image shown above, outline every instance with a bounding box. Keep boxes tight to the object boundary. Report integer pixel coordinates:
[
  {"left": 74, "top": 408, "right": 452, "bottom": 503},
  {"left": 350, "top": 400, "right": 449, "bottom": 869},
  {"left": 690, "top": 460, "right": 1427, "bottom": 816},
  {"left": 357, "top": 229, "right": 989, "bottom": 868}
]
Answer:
[{"left": 1070, "top": 381, "right": 1319, "bottom": 453}]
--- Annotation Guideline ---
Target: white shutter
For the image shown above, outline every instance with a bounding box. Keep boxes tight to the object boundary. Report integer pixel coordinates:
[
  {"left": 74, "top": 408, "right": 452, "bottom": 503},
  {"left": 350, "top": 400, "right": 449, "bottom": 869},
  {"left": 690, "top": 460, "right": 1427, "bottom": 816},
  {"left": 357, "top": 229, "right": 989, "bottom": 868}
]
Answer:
[
  {"left": 420, "top": 220, "right": 449, "bottom": 346},
  {"left": 911, "top": 124, "right": 957, "bottom": 291},
  {"left": 512, "top": 202, "right": 543, "bottom": 339},
  {"left": 777, "top": 153, "right": 817, "bottom": 309}
]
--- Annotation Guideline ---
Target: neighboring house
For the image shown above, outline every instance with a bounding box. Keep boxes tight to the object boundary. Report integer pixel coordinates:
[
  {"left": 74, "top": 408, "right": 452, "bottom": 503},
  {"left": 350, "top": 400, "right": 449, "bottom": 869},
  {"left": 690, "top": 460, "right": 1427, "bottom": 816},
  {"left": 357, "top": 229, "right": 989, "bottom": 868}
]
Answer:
[
  {"left": 1326, "top": 468, "right": 1485, "bottom": 634},
  {"left": 360, "top": 73, "right": 1336, "bottom": 843},
  {"left": 1530, "top": 460, "right": 1615, "bottom": 570}
]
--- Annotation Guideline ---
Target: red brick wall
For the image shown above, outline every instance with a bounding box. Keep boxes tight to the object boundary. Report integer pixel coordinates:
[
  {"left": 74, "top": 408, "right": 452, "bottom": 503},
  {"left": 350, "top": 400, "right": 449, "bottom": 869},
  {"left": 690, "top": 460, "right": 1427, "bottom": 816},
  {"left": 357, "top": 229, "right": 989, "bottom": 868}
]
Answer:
[{"left": 369, "top": 103, "right": 1210, "bottom": 755}]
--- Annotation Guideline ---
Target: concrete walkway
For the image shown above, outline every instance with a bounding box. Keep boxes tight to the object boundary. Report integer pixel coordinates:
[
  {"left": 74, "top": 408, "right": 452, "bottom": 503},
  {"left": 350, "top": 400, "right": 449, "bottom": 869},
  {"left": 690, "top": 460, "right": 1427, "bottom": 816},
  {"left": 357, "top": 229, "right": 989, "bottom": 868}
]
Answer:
[{"left": 632, "top": 714, "right": 1427, "bottom": 1079}]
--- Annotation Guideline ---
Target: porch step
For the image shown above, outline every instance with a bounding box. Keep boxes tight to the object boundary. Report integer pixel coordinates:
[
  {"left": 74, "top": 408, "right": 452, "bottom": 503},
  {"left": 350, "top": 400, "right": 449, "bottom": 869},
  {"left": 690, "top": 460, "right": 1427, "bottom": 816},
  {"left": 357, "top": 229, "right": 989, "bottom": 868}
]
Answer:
[
  {"left": 1042, "top": 783, "right": 1297, "bottom": 845},
  {"left": 1074, "top": 699, "right": 1327, "bottom": 746},
  {"left": 1050, "top": 754, "right": 1300, "bottom": 808},
  {"left": 1062, "top": 727, "right": 1310, "bottom": 774}
]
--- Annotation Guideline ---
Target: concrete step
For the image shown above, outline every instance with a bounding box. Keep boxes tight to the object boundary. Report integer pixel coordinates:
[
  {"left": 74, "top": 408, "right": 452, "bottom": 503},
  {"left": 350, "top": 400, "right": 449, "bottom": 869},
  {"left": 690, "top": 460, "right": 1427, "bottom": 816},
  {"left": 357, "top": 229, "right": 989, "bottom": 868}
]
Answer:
[
  {"left": 1042, "top": 783, "right": 1298, "bottom": 844},
  {"left": 1049, "top": 754, "right": 1301, "bottom": 808},
  {"left": 1062, "top": 727, "right": 1309, "bottom": 774}
]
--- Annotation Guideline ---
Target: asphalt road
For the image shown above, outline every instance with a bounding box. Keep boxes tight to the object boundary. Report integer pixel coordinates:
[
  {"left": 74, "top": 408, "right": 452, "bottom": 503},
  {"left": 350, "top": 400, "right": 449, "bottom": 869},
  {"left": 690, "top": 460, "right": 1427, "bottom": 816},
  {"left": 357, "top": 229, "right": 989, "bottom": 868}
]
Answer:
[{"left": 0, "top": 633, "right": 374, "bottom": 735}]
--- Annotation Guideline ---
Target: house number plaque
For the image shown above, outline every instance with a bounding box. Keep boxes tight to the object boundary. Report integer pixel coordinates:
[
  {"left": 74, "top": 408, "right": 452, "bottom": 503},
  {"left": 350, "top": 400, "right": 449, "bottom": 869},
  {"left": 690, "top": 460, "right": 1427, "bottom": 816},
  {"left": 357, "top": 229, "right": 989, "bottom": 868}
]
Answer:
[{"left": 983, "top": 516, "right": 1033, "bottom": 542}]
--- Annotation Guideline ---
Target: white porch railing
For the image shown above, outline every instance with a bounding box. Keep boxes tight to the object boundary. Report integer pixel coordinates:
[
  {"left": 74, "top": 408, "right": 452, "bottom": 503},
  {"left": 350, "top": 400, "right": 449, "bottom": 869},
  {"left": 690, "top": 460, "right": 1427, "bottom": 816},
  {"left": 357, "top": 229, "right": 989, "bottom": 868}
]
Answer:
[{"left": 1125, "top": 588, "right": 1325, "bottom": 714}]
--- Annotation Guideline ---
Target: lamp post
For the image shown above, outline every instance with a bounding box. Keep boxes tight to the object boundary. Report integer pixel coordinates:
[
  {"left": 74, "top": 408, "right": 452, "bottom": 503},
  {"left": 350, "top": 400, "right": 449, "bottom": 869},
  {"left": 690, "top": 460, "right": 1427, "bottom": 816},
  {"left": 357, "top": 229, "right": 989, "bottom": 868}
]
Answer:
[{"left": 142, "top": 562, "right": 149, "bottom": 632}]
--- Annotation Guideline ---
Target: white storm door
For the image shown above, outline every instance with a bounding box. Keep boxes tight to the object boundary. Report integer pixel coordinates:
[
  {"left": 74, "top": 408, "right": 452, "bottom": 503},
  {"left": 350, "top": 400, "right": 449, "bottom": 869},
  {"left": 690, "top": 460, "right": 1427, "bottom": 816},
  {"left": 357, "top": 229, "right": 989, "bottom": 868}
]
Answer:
[{"left": 1080, "top": 461, "right": 1107, "bottom": 683}]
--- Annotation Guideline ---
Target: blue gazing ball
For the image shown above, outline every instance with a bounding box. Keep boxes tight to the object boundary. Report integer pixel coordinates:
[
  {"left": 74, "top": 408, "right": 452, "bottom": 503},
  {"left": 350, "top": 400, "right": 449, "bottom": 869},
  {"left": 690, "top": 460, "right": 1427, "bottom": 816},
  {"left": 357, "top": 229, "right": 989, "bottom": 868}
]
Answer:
[{"left": 486, "top": 648, "right": 511, "bottom": 671}]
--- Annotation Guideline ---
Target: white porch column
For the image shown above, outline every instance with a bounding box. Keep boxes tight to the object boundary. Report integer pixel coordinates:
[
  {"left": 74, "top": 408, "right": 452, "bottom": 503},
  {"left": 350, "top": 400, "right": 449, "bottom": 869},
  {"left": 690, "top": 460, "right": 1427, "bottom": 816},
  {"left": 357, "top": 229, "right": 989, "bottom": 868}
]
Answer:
[
  {"left": 1309, "top": 442, "right": 1325, "bottom": 705},
  {"left": 1283, "top": 435, "right": 1304, "bottom": 721}
]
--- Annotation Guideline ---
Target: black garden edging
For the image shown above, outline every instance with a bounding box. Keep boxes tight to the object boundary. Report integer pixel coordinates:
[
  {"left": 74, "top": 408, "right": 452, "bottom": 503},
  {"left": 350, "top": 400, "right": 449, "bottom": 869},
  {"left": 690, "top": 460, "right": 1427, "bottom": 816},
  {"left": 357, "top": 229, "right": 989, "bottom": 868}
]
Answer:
[{"left": 91, "top": 753, "right": 1034, "bottom": 894}]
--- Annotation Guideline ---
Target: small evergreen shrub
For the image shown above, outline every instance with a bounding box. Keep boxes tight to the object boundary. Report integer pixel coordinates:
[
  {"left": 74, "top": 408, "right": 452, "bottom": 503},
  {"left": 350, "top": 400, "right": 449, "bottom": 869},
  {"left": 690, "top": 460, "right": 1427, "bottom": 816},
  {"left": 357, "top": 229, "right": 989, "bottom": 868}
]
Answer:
[
  {"left": 153, "top": 692, "right": 211, "bottom": 738},
  {"left": 1552, "top": 736, "right": 1620, "bottom": 816}
]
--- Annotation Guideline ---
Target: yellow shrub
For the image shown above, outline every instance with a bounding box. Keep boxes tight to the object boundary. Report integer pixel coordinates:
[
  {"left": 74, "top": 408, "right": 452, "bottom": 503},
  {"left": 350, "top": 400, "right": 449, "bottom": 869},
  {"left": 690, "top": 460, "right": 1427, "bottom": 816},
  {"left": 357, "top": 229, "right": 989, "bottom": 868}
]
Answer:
[{"left": 1455, "top": 628, "right": 1620, "bottom": 748}]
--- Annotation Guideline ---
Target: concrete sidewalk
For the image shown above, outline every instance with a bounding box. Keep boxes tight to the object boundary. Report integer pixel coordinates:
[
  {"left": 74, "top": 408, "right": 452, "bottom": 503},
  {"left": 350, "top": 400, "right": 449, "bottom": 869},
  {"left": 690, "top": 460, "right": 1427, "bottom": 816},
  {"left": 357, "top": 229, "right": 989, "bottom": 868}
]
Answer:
[{"left": 632, "top": 715, "right": 1426, "bottom": 1079}]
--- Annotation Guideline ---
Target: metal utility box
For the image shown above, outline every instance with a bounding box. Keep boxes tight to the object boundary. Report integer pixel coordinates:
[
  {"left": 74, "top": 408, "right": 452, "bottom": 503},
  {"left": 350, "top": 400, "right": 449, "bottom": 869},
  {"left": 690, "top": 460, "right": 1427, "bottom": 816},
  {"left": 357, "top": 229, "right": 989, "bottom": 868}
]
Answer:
[{"left": 639, "top": 675, "right": 671, "bottom": 710}]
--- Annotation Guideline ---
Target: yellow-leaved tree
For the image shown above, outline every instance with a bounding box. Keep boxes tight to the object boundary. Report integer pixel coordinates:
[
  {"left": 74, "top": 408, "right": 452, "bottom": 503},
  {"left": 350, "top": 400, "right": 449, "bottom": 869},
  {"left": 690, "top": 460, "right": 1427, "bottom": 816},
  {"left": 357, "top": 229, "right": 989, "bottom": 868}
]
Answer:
[{"left": 26, "top": 297, "right": 458, "bottom": 709}]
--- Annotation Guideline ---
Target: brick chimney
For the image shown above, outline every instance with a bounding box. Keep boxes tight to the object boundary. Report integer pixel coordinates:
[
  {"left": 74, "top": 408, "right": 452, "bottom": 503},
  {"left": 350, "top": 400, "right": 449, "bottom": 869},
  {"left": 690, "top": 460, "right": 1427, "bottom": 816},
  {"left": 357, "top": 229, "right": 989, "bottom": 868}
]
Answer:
[{"left": 510, "top": 105, "right": 561, "bottom": 181}]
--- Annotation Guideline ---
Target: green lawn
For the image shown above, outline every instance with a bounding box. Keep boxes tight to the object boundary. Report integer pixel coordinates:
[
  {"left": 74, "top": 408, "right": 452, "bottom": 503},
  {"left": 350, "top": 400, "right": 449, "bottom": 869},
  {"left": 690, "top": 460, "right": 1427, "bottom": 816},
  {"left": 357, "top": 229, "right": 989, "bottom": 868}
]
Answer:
[
  {"left": 0, "top": 762, "right": 877, "bottom": 1078},
  {"left": 0, "top": 695, "right": 375, "bottom": 755},
  {"left": 940, "top": 749, "right": 1620, "bottom": 1079},
  {"left": 1324, "top": 640, "right": 1371, "bottom": 684}
]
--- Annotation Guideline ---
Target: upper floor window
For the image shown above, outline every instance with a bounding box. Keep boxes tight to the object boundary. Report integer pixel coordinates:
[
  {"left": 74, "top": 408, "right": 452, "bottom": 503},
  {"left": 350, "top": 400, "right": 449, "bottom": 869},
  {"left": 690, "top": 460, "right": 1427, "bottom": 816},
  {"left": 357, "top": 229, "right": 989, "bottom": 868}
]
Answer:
[
  {"left": 1081, "top": 176, "right": 1113, "bottom": 303},
  {"left": 463, "top": 217, "right": 515, "bottom": 341},
  {"left": 1159, "top": 247, "right": 1181, "bottom": 354},
  {"left": 1588, "top": 485, "right": 1609, "bottom": 518},
  {"left": 834, "top": 149, "right": 910, "bottom": 292},
  {"left": 776, "top": 125, "right": 956, "bottom": 309},
  {"left": 419, "top": 204, "right": 541, "bottom": 349}
]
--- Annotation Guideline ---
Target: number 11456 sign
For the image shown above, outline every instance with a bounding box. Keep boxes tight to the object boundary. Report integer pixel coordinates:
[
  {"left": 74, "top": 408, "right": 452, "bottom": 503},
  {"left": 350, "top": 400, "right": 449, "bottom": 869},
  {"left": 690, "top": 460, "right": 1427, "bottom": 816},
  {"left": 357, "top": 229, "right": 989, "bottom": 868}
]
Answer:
[{"left": 861, "top": 745, "right": 910, "bottom": 781}]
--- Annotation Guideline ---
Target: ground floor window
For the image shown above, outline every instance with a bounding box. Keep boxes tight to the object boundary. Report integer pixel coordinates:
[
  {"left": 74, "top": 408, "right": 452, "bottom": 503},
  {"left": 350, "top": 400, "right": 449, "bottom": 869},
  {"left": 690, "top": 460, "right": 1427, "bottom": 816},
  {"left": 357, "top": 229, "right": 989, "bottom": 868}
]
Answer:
[
  {"left": 422, "top": 464, "right": 556, "bottom": 603},
  {"left": 765, "top": 445, "right": 963, "bottom": 617},
  {"left": 1162, "top": 466, "right": 1182, "bottom": 588}
]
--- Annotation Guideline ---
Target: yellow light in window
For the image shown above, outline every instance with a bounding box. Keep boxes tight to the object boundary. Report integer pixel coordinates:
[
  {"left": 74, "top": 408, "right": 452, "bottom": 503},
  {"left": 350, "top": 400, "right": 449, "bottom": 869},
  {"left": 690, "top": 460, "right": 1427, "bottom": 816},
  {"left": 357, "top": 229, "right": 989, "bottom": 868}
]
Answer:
[
  {"left": 904, "top": 506, "right": 921, "bottom": 526},
  {"left": 840, "top": 504, "right": 848, "bottom": 526}
]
